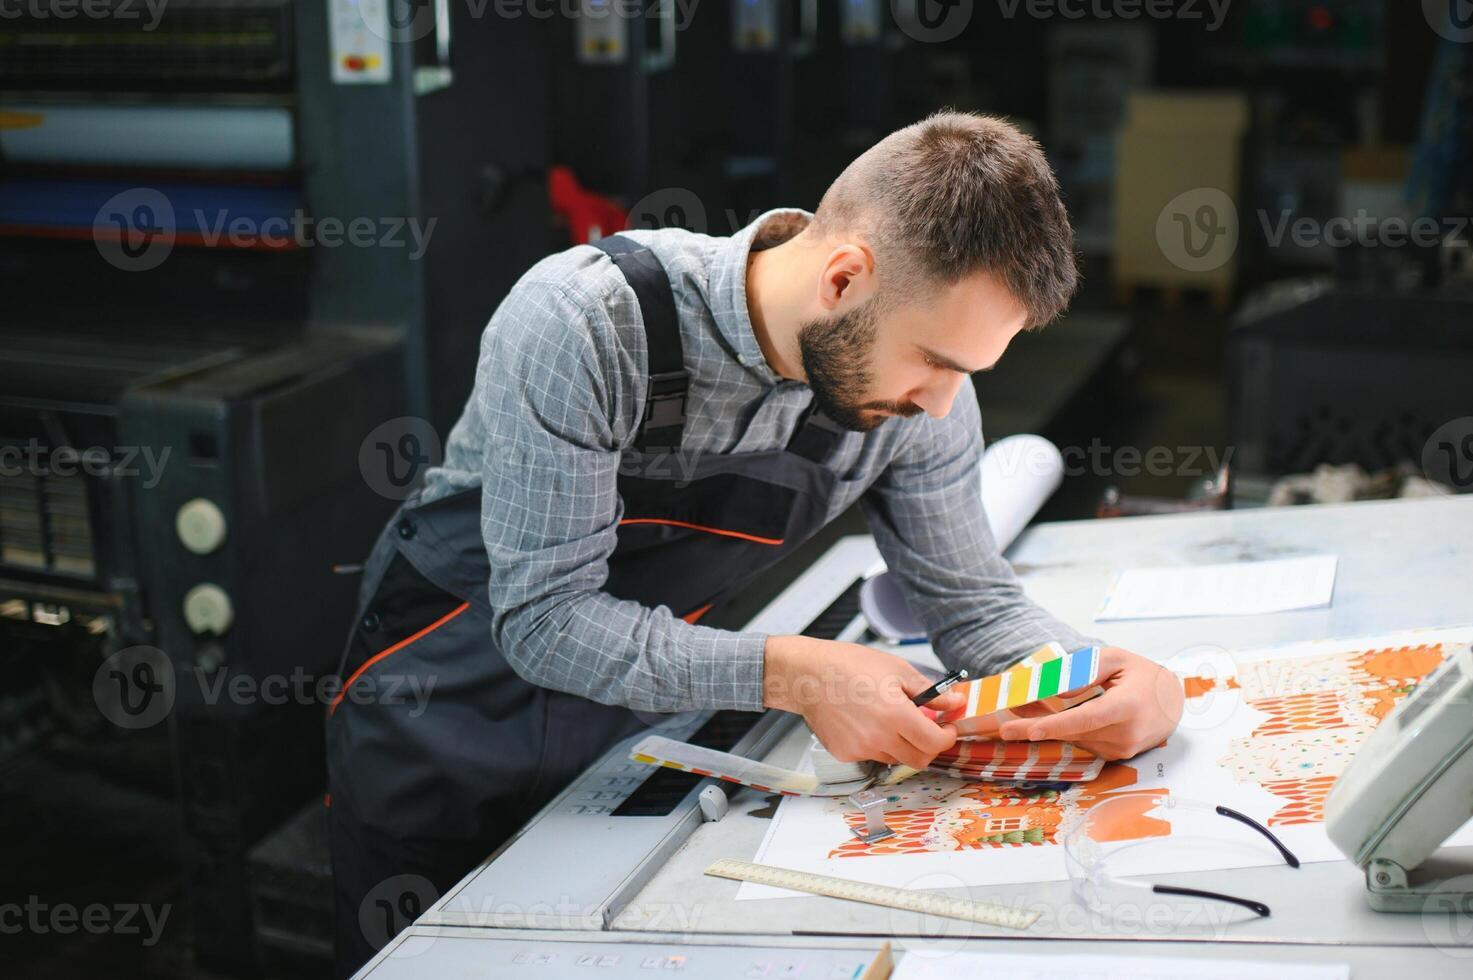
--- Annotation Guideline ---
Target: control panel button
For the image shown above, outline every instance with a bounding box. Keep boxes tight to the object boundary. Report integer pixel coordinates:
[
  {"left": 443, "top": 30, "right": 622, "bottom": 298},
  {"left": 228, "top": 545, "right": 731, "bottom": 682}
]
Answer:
[
  {"left": 176, "top": 498, "right": 227, "bottom": 555},
  {"left": 182, "top": 583, "right": 234, "bottom": 635}
]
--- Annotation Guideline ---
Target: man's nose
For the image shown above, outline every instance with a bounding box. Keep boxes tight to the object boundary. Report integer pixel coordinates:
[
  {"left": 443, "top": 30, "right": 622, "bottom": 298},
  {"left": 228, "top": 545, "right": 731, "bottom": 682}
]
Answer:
[{"left": 910, "top": 373, "right": 967, "bottom": 420}]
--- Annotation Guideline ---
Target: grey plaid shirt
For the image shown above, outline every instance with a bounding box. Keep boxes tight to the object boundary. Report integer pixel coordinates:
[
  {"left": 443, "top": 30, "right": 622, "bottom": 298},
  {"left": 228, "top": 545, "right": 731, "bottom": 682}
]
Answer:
[{"left": 422, "top": 209, "right": 1094, "bottom": 714}]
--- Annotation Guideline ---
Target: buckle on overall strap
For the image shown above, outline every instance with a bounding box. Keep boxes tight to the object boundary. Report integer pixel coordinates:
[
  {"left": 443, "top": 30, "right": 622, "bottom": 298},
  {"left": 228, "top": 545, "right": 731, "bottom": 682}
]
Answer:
[
  {"left": 788, "top": 405, "right": 844, "bottom": 462},
  {"left": 643, "top": 368, "right": 689, "bottom": 434},
  {"left": 591, "top": 234, "right": 688, "bottom": 452}
]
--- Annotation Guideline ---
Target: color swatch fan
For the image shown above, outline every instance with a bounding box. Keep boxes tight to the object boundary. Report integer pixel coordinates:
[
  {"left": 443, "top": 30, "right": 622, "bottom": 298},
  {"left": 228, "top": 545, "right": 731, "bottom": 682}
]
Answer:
[
  {"left": 929, "top": 738, "right": 1103, "bottom": 782},
  {"left": 938, "top": 645, "right": 1102, "bottom": 737}
]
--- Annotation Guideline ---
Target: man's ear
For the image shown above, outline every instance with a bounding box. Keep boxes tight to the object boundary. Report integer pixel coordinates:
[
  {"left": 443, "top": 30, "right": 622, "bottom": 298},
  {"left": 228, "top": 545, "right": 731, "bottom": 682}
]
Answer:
[{"left": 817, "top": 243, "right": 877, "bottom": 311}]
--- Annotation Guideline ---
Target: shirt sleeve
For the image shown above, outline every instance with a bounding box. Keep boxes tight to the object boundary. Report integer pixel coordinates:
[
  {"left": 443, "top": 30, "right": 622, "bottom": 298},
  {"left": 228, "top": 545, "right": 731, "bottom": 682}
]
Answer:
[
  {"left": 859, "top": 383, "right": 1101, "bottom": 676},
  {"left": 475, "top": 276, "right": 769, "bottom": 713}
]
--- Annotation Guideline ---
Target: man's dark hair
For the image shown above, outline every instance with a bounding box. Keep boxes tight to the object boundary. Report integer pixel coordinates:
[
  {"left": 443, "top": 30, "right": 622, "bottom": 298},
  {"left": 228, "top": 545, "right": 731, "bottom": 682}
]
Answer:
[{"left": 811, "top": 110, "right": 1078, "bottom": 329}]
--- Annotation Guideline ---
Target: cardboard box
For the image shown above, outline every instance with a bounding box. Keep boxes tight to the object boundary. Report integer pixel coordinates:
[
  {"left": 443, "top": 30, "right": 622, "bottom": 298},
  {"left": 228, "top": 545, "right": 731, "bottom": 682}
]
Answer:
[{"left": 1114, "top": 91, "right": 1249, "bottom": 299}]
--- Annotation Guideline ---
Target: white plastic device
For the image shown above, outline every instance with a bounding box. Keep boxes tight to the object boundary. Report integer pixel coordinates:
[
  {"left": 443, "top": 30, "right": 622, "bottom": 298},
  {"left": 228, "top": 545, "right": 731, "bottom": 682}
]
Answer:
[{"left": 1325, "top": 642, "right": 1473, "bottom": 911}]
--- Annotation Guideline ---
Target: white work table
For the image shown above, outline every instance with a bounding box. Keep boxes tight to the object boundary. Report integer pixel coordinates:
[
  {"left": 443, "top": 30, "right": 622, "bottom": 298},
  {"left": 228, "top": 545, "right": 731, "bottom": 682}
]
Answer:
[{"left": 357, "top": 495, "right": 1473, "bottom": 978}]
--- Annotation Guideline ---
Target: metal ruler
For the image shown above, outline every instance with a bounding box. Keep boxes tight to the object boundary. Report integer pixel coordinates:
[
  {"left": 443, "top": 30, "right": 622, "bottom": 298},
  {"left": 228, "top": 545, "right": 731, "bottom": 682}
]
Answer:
[{"left": 704, "top": 859, "right": 1040, "bottom": 930}]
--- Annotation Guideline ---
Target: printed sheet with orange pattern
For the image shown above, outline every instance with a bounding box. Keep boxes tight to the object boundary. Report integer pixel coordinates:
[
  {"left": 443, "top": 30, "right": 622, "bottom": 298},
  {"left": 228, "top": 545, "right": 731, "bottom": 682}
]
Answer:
[{"left": 738, "top": 625, "right": 1473, "bottom": 900}]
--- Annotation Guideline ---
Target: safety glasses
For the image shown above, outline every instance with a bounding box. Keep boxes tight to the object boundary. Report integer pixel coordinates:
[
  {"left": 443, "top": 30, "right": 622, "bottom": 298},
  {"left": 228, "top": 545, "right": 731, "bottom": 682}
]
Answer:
[{"left": 1063, "top": 791, "right": 1300, "bottom": 923}]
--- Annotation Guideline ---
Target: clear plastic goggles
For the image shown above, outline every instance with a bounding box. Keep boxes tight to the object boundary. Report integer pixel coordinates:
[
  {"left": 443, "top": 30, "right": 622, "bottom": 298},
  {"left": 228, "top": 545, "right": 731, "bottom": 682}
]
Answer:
[{"left": 1062, "top": 791, "right": 1300, "bottom": 926}]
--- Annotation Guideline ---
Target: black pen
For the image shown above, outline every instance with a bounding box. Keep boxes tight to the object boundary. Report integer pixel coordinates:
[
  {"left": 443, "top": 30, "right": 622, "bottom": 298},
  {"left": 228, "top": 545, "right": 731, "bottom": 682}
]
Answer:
[{"left": 911, "top": 668, "right": 968, "bottom": 707}]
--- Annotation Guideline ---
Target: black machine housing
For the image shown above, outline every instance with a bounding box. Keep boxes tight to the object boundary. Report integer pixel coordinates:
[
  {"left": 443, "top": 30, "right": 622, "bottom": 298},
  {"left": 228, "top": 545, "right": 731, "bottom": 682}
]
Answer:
[{"left": 0, "top": 0, "right": 548, "bottom": 970}]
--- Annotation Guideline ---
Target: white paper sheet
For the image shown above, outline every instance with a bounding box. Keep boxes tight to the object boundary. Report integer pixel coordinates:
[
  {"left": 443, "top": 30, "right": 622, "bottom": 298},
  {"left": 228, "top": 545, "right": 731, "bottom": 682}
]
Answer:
[
  {"left": 738, "top": 625, "right": 1473, "bottom": 902},
  {"left": 1095, "top": 555, "right": 1338, "bottom": 621},
  {"left": 892, "top": 951, "right": 1348, "bottom": 980}
]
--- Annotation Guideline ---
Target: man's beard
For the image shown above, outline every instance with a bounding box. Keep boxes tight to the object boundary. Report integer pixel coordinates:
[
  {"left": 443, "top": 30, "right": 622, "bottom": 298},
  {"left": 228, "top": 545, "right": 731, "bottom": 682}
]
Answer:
[{"left": 797, "top": 302, "right": 923, "bottom": 432}]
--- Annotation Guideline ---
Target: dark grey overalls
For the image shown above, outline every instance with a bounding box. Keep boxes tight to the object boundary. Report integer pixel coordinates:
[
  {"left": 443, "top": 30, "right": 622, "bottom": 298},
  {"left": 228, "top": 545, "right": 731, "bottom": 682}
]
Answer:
[{"left": 326, "top": 236, "right": 848, "bottom": 975}]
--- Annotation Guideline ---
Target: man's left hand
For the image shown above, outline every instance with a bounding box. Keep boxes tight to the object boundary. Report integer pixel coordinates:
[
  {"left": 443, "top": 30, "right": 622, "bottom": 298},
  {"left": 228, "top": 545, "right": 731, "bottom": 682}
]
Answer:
[{"left": 994, "top": 647, "right": 1183, "bottom": 759}]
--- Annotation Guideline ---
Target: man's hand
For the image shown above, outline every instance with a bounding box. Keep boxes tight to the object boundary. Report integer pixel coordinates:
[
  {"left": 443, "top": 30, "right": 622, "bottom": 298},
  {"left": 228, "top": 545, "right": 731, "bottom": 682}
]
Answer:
[
  {"left": 763, "top": 635, "right": 966, "bottom": 770},
  {"left": 993, "top": 647, "right": 1183, "bottom": 759}
]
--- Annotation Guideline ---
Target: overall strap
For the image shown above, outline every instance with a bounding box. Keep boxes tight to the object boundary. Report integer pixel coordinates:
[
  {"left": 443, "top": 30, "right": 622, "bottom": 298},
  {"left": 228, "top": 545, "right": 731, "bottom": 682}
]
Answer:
[
  {"left": 593, "top": 235, "right": 687, "bottom": 451},
  {"left": 786, "top": 402, "right": 845, "bottom": 463}
]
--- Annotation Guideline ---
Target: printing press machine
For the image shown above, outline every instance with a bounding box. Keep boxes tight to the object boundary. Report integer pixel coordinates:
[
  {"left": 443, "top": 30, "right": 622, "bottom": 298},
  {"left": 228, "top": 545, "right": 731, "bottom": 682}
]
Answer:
[
  {"left": 0, "top": 0, "right": 547, "bottom": 968},
  {"left": 350, "top": 494, "right": 1473, "bottom": 977}
]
